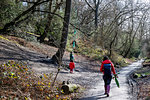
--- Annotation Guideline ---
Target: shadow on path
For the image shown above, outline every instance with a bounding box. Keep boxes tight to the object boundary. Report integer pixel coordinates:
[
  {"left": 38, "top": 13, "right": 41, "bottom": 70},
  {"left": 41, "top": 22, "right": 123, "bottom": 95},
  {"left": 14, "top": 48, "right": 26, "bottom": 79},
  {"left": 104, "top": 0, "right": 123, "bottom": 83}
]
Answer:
[
  {"left": 0, "top": 40, "right": 52, "bottom": 65},
  {"left": 80, "top": 94, "right": 107, "bottom": 100}
]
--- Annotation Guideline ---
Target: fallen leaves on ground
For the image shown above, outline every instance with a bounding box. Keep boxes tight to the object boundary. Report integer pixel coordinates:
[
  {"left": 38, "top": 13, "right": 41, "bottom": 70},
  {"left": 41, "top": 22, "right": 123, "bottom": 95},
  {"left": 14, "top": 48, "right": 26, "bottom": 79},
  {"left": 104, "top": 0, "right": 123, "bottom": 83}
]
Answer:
[{"left": 0, "top": 60, "right": 72, "bottom": 100}]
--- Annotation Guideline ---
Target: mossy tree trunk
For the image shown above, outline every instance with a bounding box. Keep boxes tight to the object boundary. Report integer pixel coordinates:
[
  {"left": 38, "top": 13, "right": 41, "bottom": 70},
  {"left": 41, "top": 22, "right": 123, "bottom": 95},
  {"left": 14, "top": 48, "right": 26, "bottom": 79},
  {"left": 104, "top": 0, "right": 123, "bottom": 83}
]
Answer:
[{"left": 39, "top": 0, "right": 63, "bottom": 43}]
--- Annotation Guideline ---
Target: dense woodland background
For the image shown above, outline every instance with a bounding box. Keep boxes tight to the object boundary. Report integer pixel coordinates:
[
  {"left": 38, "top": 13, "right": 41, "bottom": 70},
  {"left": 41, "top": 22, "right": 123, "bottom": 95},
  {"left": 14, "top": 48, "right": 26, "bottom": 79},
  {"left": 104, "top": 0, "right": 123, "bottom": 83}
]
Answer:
[
  {"left": 0, "top": 0, "right": 150, "bottom": 63},
  {"left": 1, "top": 0, "right": 150, "bottom": 99}
]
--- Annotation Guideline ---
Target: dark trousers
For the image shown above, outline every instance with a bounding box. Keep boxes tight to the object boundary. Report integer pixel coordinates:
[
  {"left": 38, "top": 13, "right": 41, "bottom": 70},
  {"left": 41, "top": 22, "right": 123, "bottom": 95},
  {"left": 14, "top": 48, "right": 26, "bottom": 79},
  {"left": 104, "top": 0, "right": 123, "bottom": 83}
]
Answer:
[
  {"left": 103, "top": 75, "right": 112, "bottom": 85},
  {"left": 103, "top": 75, "right": 112, "bottom": 94}
]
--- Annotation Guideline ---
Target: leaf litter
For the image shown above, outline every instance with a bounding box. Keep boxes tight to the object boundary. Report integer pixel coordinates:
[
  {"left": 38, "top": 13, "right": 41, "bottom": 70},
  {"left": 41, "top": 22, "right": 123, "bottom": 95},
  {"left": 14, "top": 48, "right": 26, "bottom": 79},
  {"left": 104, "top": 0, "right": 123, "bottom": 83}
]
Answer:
[{"left": 0, "top": 60, "right": 73, "bottom": 100}]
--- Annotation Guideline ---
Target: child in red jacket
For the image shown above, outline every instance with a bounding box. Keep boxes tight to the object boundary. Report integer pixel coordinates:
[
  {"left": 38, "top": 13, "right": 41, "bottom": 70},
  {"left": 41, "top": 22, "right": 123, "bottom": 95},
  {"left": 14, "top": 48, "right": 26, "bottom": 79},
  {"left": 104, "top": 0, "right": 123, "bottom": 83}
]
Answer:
[
  {"left": 100, "top": 56, "right": 117, "bottom": 97},
  {"left": 69, "top": 60, "right": 75, "bottom": 73}
]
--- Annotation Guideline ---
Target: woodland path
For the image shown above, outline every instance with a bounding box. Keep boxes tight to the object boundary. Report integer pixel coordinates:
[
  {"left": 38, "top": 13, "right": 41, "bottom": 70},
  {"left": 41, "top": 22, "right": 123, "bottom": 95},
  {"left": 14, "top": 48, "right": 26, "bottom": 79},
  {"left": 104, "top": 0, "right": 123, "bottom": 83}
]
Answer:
[
  {"left": 0, "top": 37, "right": 143, "bottom": 100},
  {"left": 79, "top": 60, "right": 143, "bottom": 100},
  {"left": 0, "top": 38, "right": 101, "bottom": 88}
]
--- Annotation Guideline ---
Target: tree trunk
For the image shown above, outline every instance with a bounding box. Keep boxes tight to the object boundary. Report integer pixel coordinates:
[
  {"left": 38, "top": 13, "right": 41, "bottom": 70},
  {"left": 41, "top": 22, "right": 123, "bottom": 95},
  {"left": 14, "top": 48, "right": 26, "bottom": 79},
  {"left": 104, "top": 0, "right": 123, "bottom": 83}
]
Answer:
[
  {"left": 51, "top": 0, "right": 72, "bottom": 64},
  {"left": 39, "top": 0, "right": 63, "bottom": 43},
  {"left": 39, "top": 0, "right": 53, "bottom": 43},
  {"left": 123, "top": 0, "right": 134, "bottom": 58},
  {"left": 61, "top": 84, "right": 80, "bottom": 94},
  {"left": 94, "top": 0, "right": 100, "bottom": 28},
  {"left": 123, "top": 31, "right": 136, "bottom": 58},
  {"left": 109, "top": 30, "right": 118, "bottom": 57},
  {"left": 109, "top": 0, "right": 118, "bottom": 57}
]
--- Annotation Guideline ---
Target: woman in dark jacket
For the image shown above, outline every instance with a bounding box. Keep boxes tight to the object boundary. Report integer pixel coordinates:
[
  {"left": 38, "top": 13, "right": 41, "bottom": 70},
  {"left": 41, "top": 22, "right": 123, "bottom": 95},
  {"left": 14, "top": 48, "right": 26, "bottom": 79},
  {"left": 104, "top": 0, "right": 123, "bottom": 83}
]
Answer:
[{"left": 100, "top": 56, "right": 117, "bottom": 97}]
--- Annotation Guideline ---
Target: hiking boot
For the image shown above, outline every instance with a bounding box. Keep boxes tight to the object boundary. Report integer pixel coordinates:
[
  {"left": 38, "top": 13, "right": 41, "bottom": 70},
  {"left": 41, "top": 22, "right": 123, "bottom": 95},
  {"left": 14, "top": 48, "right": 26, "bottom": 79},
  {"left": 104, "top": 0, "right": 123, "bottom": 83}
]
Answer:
[
  {"left": 106, "top": 85, "right": 110, "bottom": 97},
  {"left": 107, "top": 93, "right": 109, "bottom": 97},
  {"left": 104, "top": 85, "right": 107, "bottom": 95},
  {"left": 104, "top": 92, "right": 107, "bottom": 95}
]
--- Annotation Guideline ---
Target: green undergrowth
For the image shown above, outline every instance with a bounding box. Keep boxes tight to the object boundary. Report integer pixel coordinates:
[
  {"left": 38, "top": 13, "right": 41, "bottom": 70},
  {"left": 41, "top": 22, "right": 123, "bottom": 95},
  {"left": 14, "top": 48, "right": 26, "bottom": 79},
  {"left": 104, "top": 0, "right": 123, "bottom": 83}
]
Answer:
[
  {"left": 67, "top": 40, "right": 107, "bottom": 61},
  {"left": 133, "top": 66, "right": 150, "bottom": 78},
  {"left": 134, "top": 72, "right": 150, "bottom": 78},
  {"left": 111, "top": 52, "right": 129, "bottom": 67},
  {"left": 144, "top": 58, "right": 150, "bottom": 63},
  {"left": 0, "top": 61, "right": 75, "bottom": 100},
  {"left": 66, "top": 40, "right": 128, "bottom": 67}
]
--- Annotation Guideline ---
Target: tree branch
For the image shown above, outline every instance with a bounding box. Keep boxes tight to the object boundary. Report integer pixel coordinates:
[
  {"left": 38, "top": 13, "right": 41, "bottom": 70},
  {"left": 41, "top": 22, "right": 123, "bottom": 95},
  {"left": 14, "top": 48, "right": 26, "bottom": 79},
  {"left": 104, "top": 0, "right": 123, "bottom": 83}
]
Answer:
[
  {"left": 20, "top": 0, "right": 36, "bottom": 3},
  {"left": 0, "top": 0, "right": 49, "bottom": 34},
  {"left": 85, "top": 0, "right": 95, "bottom": 11},
  {"left": 34, "top": 10, "right": 87, "bottom": 36}
]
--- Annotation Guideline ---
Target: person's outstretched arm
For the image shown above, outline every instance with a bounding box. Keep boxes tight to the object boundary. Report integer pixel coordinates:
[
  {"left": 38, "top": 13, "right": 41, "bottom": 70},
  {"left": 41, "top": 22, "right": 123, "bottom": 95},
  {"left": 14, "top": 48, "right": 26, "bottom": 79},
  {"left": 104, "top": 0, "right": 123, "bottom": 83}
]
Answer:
[{"left": 111, "top": 63, "right": 116, "bottom": 75}]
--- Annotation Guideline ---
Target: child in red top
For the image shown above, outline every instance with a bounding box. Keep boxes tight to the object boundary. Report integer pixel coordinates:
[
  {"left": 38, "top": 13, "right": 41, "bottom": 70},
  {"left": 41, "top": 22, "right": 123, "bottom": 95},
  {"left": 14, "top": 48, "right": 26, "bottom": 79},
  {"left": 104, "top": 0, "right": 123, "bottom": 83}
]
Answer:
[
  {"left": 100, "top": 56, "right": 117, "bottom": 97},
  {"left": 69, "top": 60, "right": 75, "bottom": 73}
]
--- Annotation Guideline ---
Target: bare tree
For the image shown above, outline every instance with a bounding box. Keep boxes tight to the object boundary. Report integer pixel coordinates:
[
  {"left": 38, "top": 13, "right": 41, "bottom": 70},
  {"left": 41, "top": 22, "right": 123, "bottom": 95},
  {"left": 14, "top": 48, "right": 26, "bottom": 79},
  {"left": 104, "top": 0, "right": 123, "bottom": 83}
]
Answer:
[{"left": 51, "top": 0, "right": 72, "bottom": 64}]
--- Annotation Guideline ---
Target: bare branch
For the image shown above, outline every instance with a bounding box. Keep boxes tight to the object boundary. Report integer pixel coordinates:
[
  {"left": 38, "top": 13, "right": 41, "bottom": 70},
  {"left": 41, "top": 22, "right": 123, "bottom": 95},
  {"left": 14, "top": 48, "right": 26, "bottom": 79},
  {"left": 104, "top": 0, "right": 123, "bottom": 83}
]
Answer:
[
  {"left": 34, "top": 10, "right": 87, "bottom": 36},
  {"left": 85, "top": 0, "right": 95, "bottom": 11},
  {"left": 20, "top": 0, "right": 36, "bottom": 3}
]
